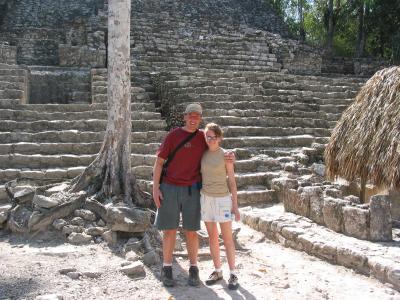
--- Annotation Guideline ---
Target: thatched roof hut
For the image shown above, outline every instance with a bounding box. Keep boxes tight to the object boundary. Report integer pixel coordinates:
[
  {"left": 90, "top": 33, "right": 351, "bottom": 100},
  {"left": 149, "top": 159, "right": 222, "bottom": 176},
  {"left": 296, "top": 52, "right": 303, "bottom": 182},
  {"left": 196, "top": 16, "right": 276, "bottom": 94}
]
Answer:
[{"left": 325, "top": 66, "right": 400, "bottom": 192}]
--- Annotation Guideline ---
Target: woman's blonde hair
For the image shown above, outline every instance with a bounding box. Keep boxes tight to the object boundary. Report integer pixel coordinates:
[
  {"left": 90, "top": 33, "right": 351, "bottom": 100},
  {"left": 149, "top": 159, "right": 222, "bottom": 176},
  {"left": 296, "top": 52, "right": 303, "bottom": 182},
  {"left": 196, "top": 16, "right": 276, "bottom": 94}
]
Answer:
[{"left": 205, "top": 122, "right": 223, "bottom": 137}]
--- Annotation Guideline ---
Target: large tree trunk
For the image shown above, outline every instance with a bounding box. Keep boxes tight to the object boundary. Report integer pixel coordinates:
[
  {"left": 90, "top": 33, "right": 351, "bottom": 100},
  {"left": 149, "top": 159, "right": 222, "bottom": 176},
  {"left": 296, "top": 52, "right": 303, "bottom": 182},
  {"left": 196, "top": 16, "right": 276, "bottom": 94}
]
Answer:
[
  {"left": 326, "top": 0, "right": 334, "bottom": 53},
  {"left": 298, "top": 0, "right": 305, "bottom": 43},
  {"left": 356, "top": 1, "right": 366, "bottom": 58},
  {"left": 71, "top": 0, "right": 133, "bottom": 206}
]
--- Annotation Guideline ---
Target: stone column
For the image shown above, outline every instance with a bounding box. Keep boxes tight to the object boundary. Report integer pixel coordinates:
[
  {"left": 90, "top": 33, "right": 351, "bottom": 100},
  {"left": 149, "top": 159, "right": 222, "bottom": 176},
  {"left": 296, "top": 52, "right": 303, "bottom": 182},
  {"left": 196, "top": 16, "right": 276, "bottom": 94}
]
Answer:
[{"left": 370, "top": 195, "right": 392, "bottom": 241}]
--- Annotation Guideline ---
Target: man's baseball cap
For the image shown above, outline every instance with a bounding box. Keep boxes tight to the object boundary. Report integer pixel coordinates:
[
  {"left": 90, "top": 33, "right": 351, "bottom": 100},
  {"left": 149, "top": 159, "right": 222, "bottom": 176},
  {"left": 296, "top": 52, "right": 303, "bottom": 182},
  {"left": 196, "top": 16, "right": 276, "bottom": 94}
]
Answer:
[{"left": 184, "top": 103, "right": 202, "bottom": 115}]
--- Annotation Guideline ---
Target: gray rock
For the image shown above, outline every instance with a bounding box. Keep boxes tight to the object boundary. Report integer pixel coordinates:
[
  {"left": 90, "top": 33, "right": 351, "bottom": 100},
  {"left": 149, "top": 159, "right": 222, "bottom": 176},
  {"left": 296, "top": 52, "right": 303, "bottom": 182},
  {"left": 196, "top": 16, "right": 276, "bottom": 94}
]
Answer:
[
  {"left": 305, "top": 187, "right": 324, "bottom": 224},
  {"left": 33, "top": 194, "right": 59, "bottom": 208},
  {"left": 119, "top": 261, "right": 146, "bottom": 277},
  {"left": 66, "top": 271, "right": 81, "bottom": 280},
  {"left": 143, "top": 250, "right": 160, "bottom": 266},
  {"left": 322, "top": 198, "right": 348, "bottom": 232},
  {"left": 85, "top": 226, "right": 105, "bottom": 236},
  {"left": 62, "top": 225, "right": 84, "bottom": 235},
  {"left": 106, "top": 205, "right": 151, "bottom": 233},
  {"left": 343, "top": 206, "right": 369, "bottom": 240},
  {"left": 123, "top": 237, "right": 142, "bottom": 253},
  {"left": 0, "top": 211, "right": 9, "bottom": 224},
  {"left": 67, "top": 232, "right": 92, "bottom": 245},
  {"left": 14, "top": 188, "right": 35, "bottom": 204},
  {"left": 387, "top": 266, "right": 400, "bottom": 289},
  {"left": 97, "top": 219, "right": 106, "bottom": 227},
  {"left": 52, "top": 219, "right": 67, "bottom": 231},
  {"left": 59, "top": 268, "right": 77, "bottom": 275},
  {"left": 74, "top": 209, "right": 97, "bottom": 222},
  {"left": 311, "top": 163, "right": 325, "bottom": 177},
  {"left": 35, "top": 294, "right": 64, "bottom": 300},
  {"left": 45, "top": 183, "right": 69, "bottom": 196},
  {"left": 271, "top": 177, "right": 298, "bottom": 192},
  {"left": 369, "top": 195, "right": 392, "bottom": 241},
  {"left": 337, "top": 247, "right": 368, "bottom": 275},
  {"left": 325, "top": 188, "right": 342, "bottom": 198},
  {"left": 102, "top": 230, "right": 117, "bottom": 246},
  {"left": 344, "top": 195, "right": 361, "bottom": 204},
  {"left": 125, "top": 251, "right": 140, "bottom": 262},
  {"left": 0, "top": 204, "right": 12, "bottom": 214},
  {"left": 70, "top": 217, "right": 85, "bottom": 226},
  {"left": 82, "top": 271, "right": 103, "bottom": 279}
]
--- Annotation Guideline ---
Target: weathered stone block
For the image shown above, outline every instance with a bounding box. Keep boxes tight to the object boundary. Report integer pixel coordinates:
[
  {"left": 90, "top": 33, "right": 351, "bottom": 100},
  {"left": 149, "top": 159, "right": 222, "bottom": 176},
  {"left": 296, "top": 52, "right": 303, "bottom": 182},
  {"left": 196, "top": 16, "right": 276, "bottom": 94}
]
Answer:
[
  {"left": 283, "top": 188, "right": 309, "bottom": 217},
  {"left": 343, "top": 206, "right": 369, "bottom": 240},
  {"left": 369, "top": 195, "right": 392, "bottom": 241},
  {"left": 322, "top": 198, "right": 348, "bottom": 232},
  {"left": 337, "top": 247, "right": 368, "bottom": 275},
  {"left": 106, "top": 206, "right": 151, "bottom": 233},
  {"left": 389, "top": 190, "right": 400, "bottom": 222},
  {"left": 305, "top": 186, "right": 324, "bottom": 224}
]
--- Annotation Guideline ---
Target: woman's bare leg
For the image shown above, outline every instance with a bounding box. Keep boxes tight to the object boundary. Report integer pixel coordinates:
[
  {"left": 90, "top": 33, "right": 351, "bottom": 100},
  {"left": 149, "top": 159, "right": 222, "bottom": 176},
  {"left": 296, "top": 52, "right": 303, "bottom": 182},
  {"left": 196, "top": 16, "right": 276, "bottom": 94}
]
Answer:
[
  {"left": 219, "top": 221, "right": 235, "bottom": 271},
  {"left": 205, "top": 221, "right": 221, "bottom": 269}
]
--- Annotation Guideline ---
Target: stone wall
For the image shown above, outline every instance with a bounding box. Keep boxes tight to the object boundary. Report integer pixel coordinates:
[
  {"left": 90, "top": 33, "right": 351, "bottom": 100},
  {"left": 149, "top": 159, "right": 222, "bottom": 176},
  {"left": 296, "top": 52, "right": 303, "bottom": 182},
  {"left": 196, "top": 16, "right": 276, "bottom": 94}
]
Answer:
[
  {"left": 0, "top": 42, "right": 16, "bottom": 64},
  {"left": 132, "top": 0, "right": 291, "bottom": 38},
  {"left": 272, "top": 179, "right": 393, "bottom": 241},
  {"left": 322, "top": 55, "right": 391, "bottom": 75},
  {"left": 263, "top": 32, "right": 322, "bottom": 75},
  {"left": 0, "top": 0, "right": 106, "bottom": 65},
  {"left": 28, "top": 66, "right": 91, "bottom": 104},
  {"left": 59, "top": 45, "right": 106, "bottom": 68}
]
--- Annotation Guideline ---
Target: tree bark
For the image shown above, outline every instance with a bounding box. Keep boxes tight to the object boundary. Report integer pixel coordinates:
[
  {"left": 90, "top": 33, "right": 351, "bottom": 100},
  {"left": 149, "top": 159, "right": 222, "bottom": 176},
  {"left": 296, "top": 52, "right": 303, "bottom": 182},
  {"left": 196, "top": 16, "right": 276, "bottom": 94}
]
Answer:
[
  {"left": 356, "top": 1, "right": 366, "bottom": 58},
  {"left": 326, "top": 0, "right": 334, "bottom": 53},
  {"left": 71, "top": 0, "right": 133, "bottom": 207},
  {"left": 298, "top": 0, "right": 305, "bottom": 43}
]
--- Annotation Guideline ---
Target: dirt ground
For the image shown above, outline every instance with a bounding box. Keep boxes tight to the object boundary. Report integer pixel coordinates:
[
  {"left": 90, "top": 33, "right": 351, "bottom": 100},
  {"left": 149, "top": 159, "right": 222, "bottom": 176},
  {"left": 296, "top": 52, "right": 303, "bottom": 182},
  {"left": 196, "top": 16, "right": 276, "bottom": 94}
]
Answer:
[{"left": 1, "top": 222, "right": 399, "bottom": 300}]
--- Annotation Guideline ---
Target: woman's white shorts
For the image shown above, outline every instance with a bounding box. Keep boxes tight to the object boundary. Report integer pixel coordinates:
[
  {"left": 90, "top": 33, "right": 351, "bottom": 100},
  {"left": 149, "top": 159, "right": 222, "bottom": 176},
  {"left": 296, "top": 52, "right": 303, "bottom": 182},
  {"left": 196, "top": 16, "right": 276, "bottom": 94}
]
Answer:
[{"left": 200, "top": 193, "right": 232, "bottom": 223}]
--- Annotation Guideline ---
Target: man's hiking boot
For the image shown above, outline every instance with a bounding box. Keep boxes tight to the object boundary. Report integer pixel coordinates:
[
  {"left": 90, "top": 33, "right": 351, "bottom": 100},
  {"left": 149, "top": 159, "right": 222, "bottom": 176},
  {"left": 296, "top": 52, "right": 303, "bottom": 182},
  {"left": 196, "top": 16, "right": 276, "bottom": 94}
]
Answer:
[
  {"left": 188, "top": 265, "right": 200, "bottom": 286},
  {"left": 205, "top": 270, "right": 223, "bottom": 286},
  {"left": 228, "top": 273, "right": 239, "bottom": 290},
  {"left": 161, "top": 266, "right": 175, "bottom": 287}
]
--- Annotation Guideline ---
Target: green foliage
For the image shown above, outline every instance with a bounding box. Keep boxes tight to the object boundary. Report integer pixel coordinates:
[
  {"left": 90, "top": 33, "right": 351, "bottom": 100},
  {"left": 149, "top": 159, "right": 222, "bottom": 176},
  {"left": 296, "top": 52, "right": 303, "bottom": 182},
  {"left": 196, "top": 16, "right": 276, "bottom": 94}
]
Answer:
[{"left": 267, "top": 0, "right": 399, "bottom": 61}]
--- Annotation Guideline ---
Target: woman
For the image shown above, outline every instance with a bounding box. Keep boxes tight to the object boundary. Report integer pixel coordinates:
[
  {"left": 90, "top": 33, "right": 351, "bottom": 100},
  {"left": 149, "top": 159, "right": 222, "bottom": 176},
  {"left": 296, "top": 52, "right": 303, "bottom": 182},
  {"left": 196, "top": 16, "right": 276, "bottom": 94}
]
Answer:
[{"left": 200, "top": 122, "right": 241, "bottom": 290}]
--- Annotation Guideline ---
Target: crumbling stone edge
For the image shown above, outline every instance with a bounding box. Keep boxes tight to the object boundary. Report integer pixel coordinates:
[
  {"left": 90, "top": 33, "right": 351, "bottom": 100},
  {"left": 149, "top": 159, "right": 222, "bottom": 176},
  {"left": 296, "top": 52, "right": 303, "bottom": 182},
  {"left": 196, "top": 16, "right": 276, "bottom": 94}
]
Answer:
[{"left": 241, "top": 208, "right": 400, "bottom": 291}]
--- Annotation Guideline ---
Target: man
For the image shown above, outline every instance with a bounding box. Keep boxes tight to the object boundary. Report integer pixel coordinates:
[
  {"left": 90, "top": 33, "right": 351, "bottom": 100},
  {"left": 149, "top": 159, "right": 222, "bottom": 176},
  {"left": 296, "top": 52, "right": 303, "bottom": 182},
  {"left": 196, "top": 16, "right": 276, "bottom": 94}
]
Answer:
[{"left": 152, "top": 103, "right": 233, "bottom": 287}]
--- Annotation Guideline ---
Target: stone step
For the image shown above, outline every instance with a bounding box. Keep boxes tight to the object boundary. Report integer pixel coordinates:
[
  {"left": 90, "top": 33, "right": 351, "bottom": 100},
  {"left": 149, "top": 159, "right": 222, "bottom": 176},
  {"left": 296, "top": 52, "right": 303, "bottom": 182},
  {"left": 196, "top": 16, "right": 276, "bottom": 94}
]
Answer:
[
  {"left": 0, "top": 130, "right": 167, "bottom": 144},
  {"left": 0, "top": 68, "right": 26, "bottom": 76},
  {"left": 202, "top": 116, "right": 328, "bottom": 128},
  {"left": 153, "top": 69, "right": 365, "bottom": 85},
  {"left": 261, "top": 88, "right": 357, "bottom": 99},
  {"left": 172, "top": 93, "right": 353, "bottom": 105},
  {"left": 238, "top": 189, "right": 277, "bottom": 206},
  {"left": 8, "top": 102, "right": 157, "bottom": 112},
  {"left": 134, "top": 179, "right": 277, "bottom": 206},
  {"left": 0, "top": 153, "right": 157, "bottom": 169},
  {"left": 221, "top": 135, "right": 315, "bottom": 148},
  {"left": 0, "top": 119, "right": 166, "bottom": 132},
  {"left": 198, "top": 99, "right": 352, "bottom": 110},
  {"left": 261, "top": 80, "right": 359, "bottom": 93},
  {"left": 240, "top": 204, "right": 400, "bottom": 290},
  {"left": 222, "top": 126, "right": 331, "bottom": 138},
  {"left": 0, "top": 109, "right": 161, "bottom": 121},
  {"left": 0, "top": 142, "right": 161, "bottom": 155},
  {"left": 202, "top": 108, "right": 326, "bottom": 119},
  {"left": 0, "top": 99, "right": 20, "bottom": 108}
]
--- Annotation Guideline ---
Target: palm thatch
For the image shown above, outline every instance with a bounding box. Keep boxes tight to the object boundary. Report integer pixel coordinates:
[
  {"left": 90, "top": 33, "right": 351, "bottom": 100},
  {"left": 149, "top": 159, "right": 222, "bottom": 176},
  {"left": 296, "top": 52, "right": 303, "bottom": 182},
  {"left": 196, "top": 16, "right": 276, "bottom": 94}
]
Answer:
[{"left": 325, "top": 66, "right": 400, "bottom": 191}]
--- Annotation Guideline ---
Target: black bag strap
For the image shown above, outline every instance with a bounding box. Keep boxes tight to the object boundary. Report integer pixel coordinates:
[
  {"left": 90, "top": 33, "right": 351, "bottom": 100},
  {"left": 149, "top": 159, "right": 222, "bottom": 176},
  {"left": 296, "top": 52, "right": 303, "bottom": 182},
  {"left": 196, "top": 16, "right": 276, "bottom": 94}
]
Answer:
[
  {"left": 165, "top": 129, "right": 198, "bottom": 168},
  {"left": 160, "top": 129, "right": 198, "bottom": 183}
]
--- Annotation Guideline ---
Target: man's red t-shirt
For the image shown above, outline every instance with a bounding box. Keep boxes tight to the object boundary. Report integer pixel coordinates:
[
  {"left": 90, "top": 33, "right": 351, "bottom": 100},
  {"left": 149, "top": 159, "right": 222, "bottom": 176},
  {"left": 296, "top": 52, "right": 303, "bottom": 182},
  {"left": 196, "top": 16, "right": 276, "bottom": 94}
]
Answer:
[{"left": 157, "top": 128, "right": 207, "bottom": 186}]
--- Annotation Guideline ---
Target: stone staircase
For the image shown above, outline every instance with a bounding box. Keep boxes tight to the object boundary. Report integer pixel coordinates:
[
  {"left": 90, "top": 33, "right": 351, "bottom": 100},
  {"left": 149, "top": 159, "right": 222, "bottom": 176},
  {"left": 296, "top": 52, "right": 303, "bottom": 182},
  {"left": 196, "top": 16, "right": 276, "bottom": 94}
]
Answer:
[
  {"left": 151, "top": 70, "right": 366, "bottom": 206},
  {"left": 0, "top": 63, "right": 28, "bottom": 106},
  {"left": 0, "top": 0, "right": 368, "bottom": 208},
  {"left": 0, "top": 92, "right": 167, "bottom": 201}
]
